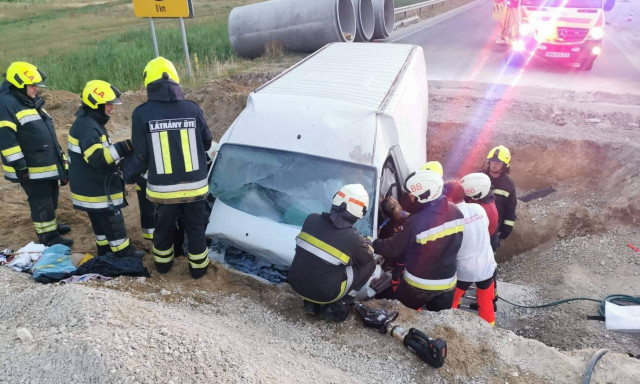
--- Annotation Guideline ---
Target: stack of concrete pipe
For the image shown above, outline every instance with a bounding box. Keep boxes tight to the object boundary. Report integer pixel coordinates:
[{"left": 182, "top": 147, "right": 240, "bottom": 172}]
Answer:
[{"left": 228, "top": 0, "right": 396, "bottom": 58}]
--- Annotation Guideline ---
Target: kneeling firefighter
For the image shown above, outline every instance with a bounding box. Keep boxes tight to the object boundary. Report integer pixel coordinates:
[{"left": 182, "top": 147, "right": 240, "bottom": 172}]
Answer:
[
  {"left": 288, "top": 184, "right": 383, "bottom": 322},
  {"left": 130, "top": 57, "right": 212, "bottom": 279},
  {"left": 68, "top": 80, "right": 143, "bottom": 258},
  {"left": 0, "top": 62, "right": 72, "bottom": 246}
]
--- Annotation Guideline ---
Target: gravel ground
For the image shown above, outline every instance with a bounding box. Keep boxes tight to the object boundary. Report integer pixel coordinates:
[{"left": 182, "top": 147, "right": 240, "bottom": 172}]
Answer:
[{"left": 2, "top": 267, "right": 639, "bottom": 384}]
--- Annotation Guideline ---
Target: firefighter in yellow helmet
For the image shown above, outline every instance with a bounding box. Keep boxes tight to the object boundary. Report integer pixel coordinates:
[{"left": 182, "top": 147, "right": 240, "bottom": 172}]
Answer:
[
  {"left": 420, "top": 160, "right": 443, "bottom": 176},
  {"left": 483, "top": 145, "right": 516, "bottom": 311},
  {"left": 0, "top": 62, "right": 72, "bottom": 246},
  {"left": 67, "top": 80, "right": 144, "bottom": 258},
  {"left": 129, "top": 57, "right": 212, "bottom": 279},
  {"left": 484, "top": 145, "right": 516, "bottom": 249}
]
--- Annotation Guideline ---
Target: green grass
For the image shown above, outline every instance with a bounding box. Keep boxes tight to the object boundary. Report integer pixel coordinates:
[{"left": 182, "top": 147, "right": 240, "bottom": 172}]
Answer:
[{"left": 5, "top": 20, "right": 235, "bottom": 92}]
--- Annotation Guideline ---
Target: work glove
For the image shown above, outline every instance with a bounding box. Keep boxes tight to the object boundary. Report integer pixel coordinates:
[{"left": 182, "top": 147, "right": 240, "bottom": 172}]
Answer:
[
  {"left": 59, "top": 178, "right": 69, "bottom": 187},
  {"left": 499, "top": 225, "right": 513, "bottom": 239},
  {"left": 206, "top": 141, "right": 219, "bottom": 163},
  {"left": 16, "top": 167, "right": 29, "bottom": 181},
  {"left": 370, "top": 271, "right": 393, "bottom": 293},
  {"left": 114, "top": 139, "right": 134, "bottom": 158}
]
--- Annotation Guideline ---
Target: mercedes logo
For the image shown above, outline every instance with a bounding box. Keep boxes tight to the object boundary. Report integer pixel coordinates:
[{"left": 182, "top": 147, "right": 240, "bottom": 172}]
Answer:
[{"left": 557, "top": 29, "right": 568, "bottom": 40}]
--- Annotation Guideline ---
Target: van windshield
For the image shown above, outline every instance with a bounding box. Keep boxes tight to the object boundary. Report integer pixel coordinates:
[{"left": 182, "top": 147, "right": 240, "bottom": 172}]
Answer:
[
  {"left": 521, "top": 0, "right": 602, "bottom": 8},
  {"left": 210, "top": 144, "right": 376, "bottom": 236}
]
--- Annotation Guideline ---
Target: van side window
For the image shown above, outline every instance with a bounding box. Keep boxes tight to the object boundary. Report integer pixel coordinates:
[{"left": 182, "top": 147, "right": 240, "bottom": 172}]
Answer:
[{"left": 381, "top": 158, "right": 400, "bottom": 200}]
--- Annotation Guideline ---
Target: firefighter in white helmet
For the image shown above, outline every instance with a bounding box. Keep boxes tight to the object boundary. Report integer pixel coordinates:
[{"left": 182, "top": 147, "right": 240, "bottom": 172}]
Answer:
[
  {"left": 373, "top": 170, "right": 464, "bottom": 311},
  {"left": 288, "top": 184, "right": 383, "bottom": 322}
]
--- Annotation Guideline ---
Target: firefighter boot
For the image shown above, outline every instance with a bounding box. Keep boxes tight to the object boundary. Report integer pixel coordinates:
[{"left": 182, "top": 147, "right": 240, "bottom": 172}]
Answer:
[
  {"left": 57, "top": 224, "right": 71, "bottom": 235},
  {"left": 304, "top": 300, "right": 322, "bottom": 316},
  {"left": 39, "top": 233, "right": 74, "bottom": 247},
  {"left": 119, "top": 246, "right": 146, "bottom": 259}
]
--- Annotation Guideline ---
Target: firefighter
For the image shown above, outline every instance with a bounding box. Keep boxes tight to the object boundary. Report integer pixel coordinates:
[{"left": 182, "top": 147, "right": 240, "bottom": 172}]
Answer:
[
  {"left": 0, "top": 62, "right": 72, "bottom": 246},
  {"left": 130, "top": 57, "right": 212, "bottom": 279},
  {"left": 68, "top": 80, "right": 143, "bottom": 258},
  {"left": 420, "top": 160, "right": 443, "bottom": 176},
  {"left": 288, "top": 184, "right": 377, "bottom": 322},
  {"left": 484, "top": 145, "right": 516, "bottom": 251},
  {"left": 483, "top": 145, "right": 517, "bottom": 308},
  {"left": 461, "top": 172, "right": 498, "bottom": 237},
  {"left": 444, "top": 180, "right": 496, "bottom": 326},
  {"left": 373, "top": 170, "right": 464, "bottom": 311}
]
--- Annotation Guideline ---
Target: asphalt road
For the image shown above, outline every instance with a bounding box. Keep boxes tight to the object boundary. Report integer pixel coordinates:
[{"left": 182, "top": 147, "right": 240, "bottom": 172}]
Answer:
[{"left": 388, "top": 0, "right": 640, "bottom": 94}]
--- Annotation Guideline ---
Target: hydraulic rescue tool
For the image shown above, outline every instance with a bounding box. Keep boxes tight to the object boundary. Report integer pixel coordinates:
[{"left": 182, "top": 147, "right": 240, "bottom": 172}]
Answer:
[{"left": 354, "top": 303, "right": 447, "bottom": 368}]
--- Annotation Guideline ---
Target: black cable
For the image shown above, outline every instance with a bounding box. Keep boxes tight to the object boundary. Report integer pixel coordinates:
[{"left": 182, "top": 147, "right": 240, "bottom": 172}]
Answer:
[{"left": 581, "top": 349, "right": 609, "bottom": 384}]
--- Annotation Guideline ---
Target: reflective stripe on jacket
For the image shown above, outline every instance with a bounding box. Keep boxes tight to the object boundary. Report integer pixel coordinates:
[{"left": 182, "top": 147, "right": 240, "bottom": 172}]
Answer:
[
  {"left": 130, "top": 81, "right": 212, "bottom": 204},
  {"left": 0, "top": 80, "right": 66, "bottom": 182},
  {"left": 486, "top": 171, "right": 517, "bottom": 232},
  {"left": 288, "top": 213, "right": 375, "bottom": 304},
  {"left": 68, "top": 107, "right": 127, "bottom": 212},
  {"left": 374, "top": 196, "right": 463, "bottom": 292}
]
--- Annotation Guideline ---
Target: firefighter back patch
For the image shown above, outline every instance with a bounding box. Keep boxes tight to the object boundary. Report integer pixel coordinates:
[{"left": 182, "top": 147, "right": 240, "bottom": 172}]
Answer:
[{"left": 149, "top": 118, "right": 196, "bottom": 132}]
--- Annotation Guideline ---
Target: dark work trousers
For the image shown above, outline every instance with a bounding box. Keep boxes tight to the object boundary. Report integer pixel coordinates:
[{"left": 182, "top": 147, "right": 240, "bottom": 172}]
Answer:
[
  {"left": 88, "top": 210, "right": 132, "bottom": 256},
  {"left": 395, "top": 280, "right": 455, "bottom": 311},
  {"left": 136, "top": 181, "right": 156, "bottom": 241},
  {"left": 152, "top": 200, "right": 209, "bottom": 276},
  {"left": 20, "top": 179, "right": 60, "bottom": 240}
]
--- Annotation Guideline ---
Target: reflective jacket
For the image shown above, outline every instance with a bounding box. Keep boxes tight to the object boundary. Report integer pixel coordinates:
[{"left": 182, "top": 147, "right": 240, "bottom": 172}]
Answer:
[
  {"left": 131, "top": 81, "right": 212, "bottom": 204},
  {"left": 486, "top": 171, "right": 517, "bottom": 234},
  {"left": 373, "top": 196, "right": 464, "bottom": 292},
  {"left": 68, "top": 107, "right": 127, "bottom": 212},
  {"left": 288, "top": 212, "right": 376, "bottom": 304},
  {"left": 0, "top": 81, "right": 67, "bottom": 182}
]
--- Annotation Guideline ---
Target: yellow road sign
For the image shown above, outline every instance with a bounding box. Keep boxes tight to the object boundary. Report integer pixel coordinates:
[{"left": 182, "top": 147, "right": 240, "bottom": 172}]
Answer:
[{"left": 133, "top": 0, "right": 194, "bottom": 18}]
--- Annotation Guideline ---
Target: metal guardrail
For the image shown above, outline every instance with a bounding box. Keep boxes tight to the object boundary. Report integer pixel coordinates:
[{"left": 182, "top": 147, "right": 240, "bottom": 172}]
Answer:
[{"left": 395, "top": 0, "right": 449, "bottom": 18}]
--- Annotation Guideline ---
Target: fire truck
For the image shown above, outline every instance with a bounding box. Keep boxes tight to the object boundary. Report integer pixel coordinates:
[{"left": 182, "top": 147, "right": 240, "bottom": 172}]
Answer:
[{"left": 501, "top": 0, "right": 615, "bottom": 70}]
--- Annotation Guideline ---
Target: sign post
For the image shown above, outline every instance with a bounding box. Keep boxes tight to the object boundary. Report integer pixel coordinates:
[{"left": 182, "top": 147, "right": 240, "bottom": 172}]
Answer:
[{"left": 133, "top": 0, "right": 195, "bottom": 77}]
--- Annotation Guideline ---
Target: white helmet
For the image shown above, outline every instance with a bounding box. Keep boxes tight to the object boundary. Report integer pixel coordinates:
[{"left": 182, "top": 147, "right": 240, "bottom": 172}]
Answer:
[
  {"left": 332, "top": 184, "right": 370, "bottom": 219},
  {"left": 461, "top": 172, "right": 492, "bottom": 200},
  {"left": 405, "top": 170, "right": 443, "bottom": 204}
]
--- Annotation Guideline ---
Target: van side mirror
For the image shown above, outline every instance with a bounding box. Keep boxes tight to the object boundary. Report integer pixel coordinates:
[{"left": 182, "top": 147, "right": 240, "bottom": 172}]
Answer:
[{"left": 604, "top": 0, "right": 615, "bottom": 12}]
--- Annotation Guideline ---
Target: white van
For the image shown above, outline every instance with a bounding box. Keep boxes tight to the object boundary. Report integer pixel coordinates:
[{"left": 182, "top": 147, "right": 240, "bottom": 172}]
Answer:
[{"left": 206, "top": 42, "right": 428, "bottom": 268}]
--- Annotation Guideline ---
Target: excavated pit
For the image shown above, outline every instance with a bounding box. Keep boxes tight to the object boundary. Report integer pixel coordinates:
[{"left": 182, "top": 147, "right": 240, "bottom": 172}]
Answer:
[{"left": 427, "top": 121, "right": 634, "bottom": 262}]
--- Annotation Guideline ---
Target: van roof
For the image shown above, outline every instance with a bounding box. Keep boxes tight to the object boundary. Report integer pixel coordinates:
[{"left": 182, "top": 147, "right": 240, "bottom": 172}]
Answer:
[{"left": 255, "top": 43, "right": 416, "bottom": 111}]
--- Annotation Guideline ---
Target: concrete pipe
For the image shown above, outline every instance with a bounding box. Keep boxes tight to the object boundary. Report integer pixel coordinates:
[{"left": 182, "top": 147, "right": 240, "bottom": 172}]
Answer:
[
  {"left": 228, "top": 0, "right": 357, "bottom": 59},
  {"left": 372, "top": 0, "right": 394, "bottom": 39},
  {"left": 352, "top": 0, "right": 375, "bottom": 42}
]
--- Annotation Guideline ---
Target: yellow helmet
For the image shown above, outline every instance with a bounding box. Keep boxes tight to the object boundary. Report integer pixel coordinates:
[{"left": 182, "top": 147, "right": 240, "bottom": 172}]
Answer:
[
  {"left": 143, "top": 57, "right": 179, "bottom": 87},
  {"left": 487, "top": 145, "right": 511, "bottom": 167},
  {"left": 82, "top": 80, "right": 122, "bottom": 109},
  {"left": 420, "top": 160, "right": 443, "bottom": 176},
  {"left": 5, "top": 61, "right": 46, "bottom": 89}
]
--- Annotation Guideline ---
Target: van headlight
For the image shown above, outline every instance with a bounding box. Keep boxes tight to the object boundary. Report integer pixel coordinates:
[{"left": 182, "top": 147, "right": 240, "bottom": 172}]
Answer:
[
  {"left": 590, "top": 27, "right": 604, "bottom": 40},
  {"left": 519, "top": 23, "right": 533, "bottom": 36}
]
